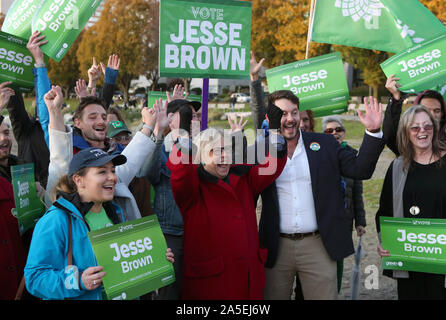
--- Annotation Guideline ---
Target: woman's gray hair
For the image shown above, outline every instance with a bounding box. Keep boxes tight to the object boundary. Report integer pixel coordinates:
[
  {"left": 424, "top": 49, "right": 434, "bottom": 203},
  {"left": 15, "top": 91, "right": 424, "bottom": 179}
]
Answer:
[
  {"left": 321, "top": 116, "right": 345, "bottom": 132},
  {"left": 193, "top": 127, "right": 229, "bottom": 164}
]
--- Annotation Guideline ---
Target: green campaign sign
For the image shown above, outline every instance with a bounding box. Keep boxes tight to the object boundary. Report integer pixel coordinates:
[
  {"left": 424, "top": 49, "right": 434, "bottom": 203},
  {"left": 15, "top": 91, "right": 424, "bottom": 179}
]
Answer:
[
  {"left": 88, "top": 215, "right": 175, "bottom": 300},
  {"left": 11, "top": 164, "right": 45, "bottom": 235},
  {"left": 380, "top": 217, "right": 446, "bottom": 275},
  {"left": 381, "top": 33, "right": 446, "bottom": 94},
  {"left": 147, "top": 91, "right": 201, "bottom": 108},
  {"left": 159, "top": 0, "right": 252, "bottom": 79},
  {"left": 266, "top": 52, "right": 349, "bottom": 117},
  {"left": 31, "top": 0, "right": 103, "bottom": 62},
  {"left": 0, "top": 31, "right": 36, "bottom": 92},
  {"left": 1, "top": 0, "right": 42, "bottom": 39}
]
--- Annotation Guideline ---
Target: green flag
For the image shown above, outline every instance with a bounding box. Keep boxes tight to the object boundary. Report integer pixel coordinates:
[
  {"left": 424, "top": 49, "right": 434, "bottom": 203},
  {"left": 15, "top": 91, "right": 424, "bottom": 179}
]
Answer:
[
  {"left": 159, "top": 0, "right": 252, "bottom": 79},
  {"left": 311, "top": 0, "right": 446, "bottom": 53},
  {"left": 1, "top": 0, "right": 42, "bottom": 39},
  {"left": 147, "top": 91, "right": 201, "bottom": 108}
]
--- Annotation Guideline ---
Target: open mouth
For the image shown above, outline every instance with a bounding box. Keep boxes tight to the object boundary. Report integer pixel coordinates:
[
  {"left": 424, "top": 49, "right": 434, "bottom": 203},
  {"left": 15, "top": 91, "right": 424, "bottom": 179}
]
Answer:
[
  {"left": 0, "top": 143, "right": 10, "bottom": 152},
  {"left": 102, "top": 185, "right": 114, "bottom": 192},
  {"left": 417, "top": 135, "right": 428, "bottom": 140}
]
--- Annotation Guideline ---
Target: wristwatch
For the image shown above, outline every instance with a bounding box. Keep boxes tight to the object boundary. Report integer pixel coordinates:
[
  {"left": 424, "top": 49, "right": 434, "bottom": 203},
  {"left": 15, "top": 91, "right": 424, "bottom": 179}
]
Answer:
[{"left": 34, "top": 62, "right": 46, "bottom": 68}]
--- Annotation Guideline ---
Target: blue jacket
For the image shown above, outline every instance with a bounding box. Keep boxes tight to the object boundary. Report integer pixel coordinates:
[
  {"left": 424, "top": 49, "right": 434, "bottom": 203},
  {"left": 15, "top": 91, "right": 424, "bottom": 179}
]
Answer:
[
  {"left": 139, "top": 139, "right": 184, "bottom": 235},
  {"left": 24, "top": 197, "right": 125, "bottom": 300}
]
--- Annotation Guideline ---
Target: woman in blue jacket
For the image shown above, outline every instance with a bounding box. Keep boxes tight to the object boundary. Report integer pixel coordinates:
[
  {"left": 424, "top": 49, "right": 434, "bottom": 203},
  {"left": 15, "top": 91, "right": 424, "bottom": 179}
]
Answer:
[{"left": 25, "top": 148, "right": 174, "bottom": 300}]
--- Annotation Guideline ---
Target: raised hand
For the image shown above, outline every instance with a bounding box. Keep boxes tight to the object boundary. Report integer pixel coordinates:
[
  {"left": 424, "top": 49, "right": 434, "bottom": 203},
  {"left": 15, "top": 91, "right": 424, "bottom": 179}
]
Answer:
[
  {"left": 75, "top": 79, "right": 96, "bottom": 99},
  {"left": 385, "top": 74, "right": 402, "bottom": 101},
  {"left": 228, "top": 114, "right": 248, "bottom": 133},
  {"left": 357, "top": 96, "right": 383, "bottom": 132},
  {"left": 250, "top": 51, "right": 265, "bottom": 81},
  {"left": 88, "top": 57, "right": 102, "bottom": 84},
  {"left": 101, "top": 54, "right": 120, "bottom": 74},
  {"left": 0, "top": 82, "right": 15, "bottom": 111},
  {"left": 27, "top": 31, "right": 48, "bottom": 65},
  {"left": 166, "top": 84, "right": 189, "bottom": 103},
  {"left": 44, "top": 85, "right": 64, "bottom": 113},
  {"left": 154, "top": 100, "right": 173, "bottom": 137},
  {"left": 142, "top": 101, "right": 158, "bottom": 132}
]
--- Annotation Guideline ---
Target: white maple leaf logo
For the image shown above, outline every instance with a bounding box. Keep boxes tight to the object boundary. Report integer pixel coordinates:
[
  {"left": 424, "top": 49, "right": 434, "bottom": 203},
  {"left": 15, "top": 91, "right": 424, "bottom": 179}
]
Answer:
[{"left": 335, "top": 0, "right": 385, "bottom": 22}]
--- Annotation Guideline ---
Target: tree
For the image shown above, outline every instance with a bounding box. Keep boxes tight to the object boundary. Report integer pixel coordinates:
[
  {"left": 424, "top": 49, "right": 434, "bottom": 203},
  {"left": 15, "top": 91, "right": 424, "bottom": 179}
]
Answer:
[
  {"left": 333, "top": 46, "right": 389, "bottom": 98},
  {"left": 77, "top": 0, "right": 158, "bottom": 101},
  {"left": 251, "top": 0, "right": 330, "bottom": 68},
  {"left": 47, "top": 32, "right": 82, "bottom": 98},
  {"left": 420, "top": 0, "right": 446, "bottom": 25}
]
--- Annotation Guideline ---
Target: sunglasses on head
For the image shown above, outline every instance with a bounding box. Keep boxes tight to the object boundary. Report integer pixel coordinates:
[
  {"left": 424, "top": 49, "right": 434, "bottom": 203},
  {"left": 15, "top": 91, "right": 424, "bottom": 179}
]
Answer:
[
  {"left": 409, "top": 124, "right": 434, "bottom": 134},
  {"left": 324, "top": 127, "right": 345, "bottom": 134}
]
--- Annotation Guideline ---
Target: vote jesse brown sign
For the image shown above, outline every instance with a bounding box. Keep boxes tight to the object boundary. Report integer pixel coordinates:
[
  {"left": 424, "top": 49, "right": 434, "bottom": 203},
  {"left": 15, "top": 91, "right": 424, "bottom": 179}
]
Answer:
[{"left": 159, "top": 0, "right": 252, "bottom": 79}]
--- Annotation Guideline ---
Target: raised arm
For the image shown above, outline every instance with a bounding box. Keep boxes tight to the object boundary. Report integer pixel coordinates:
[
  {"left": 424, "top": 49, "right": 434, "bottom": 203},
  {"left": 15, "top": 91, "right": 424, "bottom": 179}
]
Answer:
[
  {"left": 382, "top": 74, "right": 405, "bottom": 156},
  {"left": 43, "top": 86, "right": 73, "bottom": 204},
  {"left": 249, "top": 51, "right": 266, "bottom": 130},
  {"left": 339, "top": 97, "right": 385, "bottom": 180},
  {"left": 101, "top": 54, "right": 120, "bottom": 109}
]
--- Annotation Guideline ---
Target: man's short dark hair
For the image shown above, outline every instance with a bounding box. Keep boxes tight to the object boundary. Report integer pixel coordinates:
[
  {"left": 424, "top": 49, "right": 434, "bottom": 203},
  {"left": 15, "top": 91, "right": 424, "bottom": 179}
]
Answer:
[
  {"left": 167, "top": 78, "right": 185, "bottom": 91},
  {"left": 268, "top": 90, "right": 300, "bottom": 109},
  {"left": 73, "top": 96, "right": 107, "bottom": 121}
]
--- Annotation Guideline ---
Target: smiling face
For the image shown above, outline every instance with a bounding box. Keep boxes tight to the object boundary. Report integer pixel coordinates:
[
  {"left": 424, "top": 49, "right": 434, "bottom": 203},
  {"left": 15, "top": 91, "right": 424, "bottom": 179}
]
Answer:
[
  {"left": 202, "top": 138, "right": 231, "bottom": 180},
  {"left": 0, "top": 121, "right": 12, "bottom": 165},
  {"left": 274, "top": 98, "right": 300, "bottom": 141},
  {"left": 325, "top": 121, "right": 346, "bottom": 143},
  {"left": 408, "top": 111, "right": 434, "bottom": 152},
  {"left": 75, "top": 104, "right": 107, "bottom": 146},
  {"left": 73, "top": 162, "right": 117, "bottom": 203}
]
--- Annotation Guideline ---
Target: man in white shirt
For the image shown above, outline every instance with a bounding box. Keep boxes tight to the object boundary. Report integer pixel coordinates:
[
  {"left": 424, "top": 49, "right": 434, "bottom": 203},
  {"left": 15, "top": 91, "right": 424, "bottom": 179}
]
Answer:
[{"left": 250, "top": 53, "right": 385, "bottom": 300}]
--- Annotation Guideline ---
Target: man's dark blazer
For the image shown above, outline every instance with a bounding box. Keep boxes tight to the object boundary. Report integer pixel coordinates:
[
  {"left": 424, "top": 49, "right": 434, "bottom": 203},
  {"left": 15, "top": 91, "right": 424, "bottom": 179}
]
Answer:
[{"left": 258, "top": 131, "right": 385, "bottom": 268}]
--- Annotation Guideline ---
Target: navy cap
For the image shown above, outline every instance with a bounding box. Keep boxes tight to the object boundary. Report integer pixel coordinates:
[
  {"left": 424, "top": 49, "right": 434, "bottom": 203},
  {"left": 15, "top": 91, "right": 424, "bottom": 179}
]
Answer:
[
  {"left": 166, "top": 99, "right": 201, "bottom": 115},
  {"left": 69, "top": 148, "right": 127, "bottom": 176}
]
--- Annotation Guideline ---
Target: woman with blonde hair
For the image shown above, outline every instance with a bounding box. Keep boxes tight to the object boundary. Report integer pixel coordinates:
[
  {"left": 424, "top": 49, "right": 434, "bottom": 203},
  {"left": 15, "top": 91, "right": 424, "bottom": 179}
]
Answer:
[
  {"left": 376, "top": 105, "right": 446, "bottom": 300},
  {"left": 167, "top": 110, "right": 287, "bottom": 299}
]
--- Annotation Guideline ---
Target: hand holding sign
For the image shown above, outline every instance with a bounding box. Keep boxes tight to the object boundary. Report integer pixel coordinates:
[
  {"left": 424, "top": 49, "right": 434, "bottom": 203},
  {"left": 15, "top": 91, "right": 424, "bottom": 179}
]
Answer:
[
  {"left": 0, "top": 82, "right": 15, "bottom": 111},
  {"left": 385, "top": 74, "right": 402, "bottom": 101},
  {"left": 82, "top": 266, "right": 106, "bottom": 291},
  {"left": 357, "top": 96, "right": 383, "bottom": 132},
  {"left": 377, "top": 243, "right": 390, "bottom": 257},
  {"left": 26, "top": 31, "right": 48, "bottom": 66}
]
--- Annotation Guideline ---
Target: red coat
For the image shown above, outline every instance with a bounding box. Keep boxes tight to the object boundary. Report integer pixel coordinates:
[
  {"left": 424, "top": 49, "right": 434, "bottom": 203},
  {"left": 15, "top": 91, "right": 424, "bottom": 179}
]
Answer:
[
  {"left": 0, "top": 176, "right": 26, "bottom": 300},
  {"left": 167, "top": 144, "right": 286, "bottom": 300}
]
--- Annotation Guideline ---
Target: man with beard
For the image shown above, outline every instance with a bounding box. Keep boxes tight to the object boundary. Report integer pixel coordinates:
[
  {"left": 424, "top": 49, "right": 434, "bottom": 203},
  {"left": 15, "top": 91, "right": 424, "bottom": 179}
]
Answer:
[{"left": 249, "top": 52, "right": 385, "bottom": 300}]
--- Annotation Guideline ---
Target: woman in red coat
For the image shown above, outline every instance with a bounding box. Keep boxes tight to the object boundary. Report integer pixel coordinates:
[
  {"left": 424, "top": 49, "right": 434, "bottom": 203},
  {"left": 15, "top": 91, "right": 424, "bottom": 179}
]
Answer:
[
  {"left": 0, "top": 176, "right": 26, "bottom": 300},
  {"left": 167, "top": 116, "right": 287, "bottom": 300}
]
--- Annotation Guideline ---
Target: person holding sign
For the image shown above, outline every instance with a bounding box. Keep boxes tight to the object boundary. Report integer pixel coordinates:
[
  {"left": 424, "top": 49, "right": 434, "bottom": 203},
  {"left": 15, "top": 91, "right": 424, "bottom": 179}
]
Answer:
[
  {"left": 25, "top": 146, "right": 175, "bottom": 300},
  {"left": 383, "top": 74, "right": 446, "bottom": 156},
  {"left": 249, "top": 52, "right": 385, "bottom": 300},
  {"left": 376, "top": 105, "right": 446, "bottom": 300}
]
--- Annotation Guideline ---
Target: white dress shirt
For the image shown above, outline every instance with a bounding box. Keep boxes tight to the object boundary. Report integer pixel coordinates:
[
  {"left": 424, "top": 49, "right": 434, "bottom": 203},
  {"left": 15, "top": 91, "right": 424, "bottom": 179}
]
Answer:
[
  {"left": 276, "top": 129, "right": 382, "bottom": 234},
  {"left": 276, "top": 131, "right": 318, "bottom": 234}
]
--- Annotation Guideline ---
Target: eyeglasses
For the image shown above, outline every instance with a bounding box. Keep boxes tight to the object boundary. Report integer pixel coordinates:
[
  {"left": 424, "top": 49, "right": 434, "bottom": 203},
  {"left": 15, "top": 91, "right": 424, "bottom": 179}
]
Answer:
[
  {"left": 114, "top": 134, "right": 132, "bottom": 142},
  {"left": 409, "top": 124, "right": 434, "bottom": 134},
  {"left": 324, "top": 127, "right": 345, "bottom": 134}
]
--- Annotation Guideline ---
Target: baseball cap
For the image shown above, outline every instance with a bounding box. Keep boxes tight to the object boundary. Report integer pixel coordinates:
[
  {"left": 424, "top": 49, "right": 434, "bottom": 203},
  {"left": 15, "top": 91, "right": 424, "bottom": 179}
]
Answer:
[
  {"left": 68, "top": 148, "right": 127, "bottom": 176},
  {"left": 107, "top": 120, "right": 131, "bottom": 138},
  {"left": 166, "top": 99, "right": 201, "bottom": 115}
]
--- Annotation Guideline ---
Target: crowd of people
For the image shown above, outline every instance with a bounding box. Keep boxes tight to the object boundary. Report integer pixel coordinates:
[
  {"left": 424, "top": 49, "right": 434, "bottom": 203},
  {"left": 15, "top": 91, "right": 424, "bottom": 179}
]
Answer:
[{"left": 1, "top": 31, "right": 446, "bottom": 301}]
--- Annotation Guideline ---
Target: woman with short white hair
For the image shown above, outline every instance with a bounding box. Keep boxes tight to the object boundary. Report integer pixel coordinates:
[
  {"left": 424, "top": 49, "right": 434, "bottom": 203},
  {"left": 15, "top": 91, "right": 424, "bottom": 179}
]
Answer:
[{"left": 167, "top": 112, "right": 287, "bottom": 299}]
